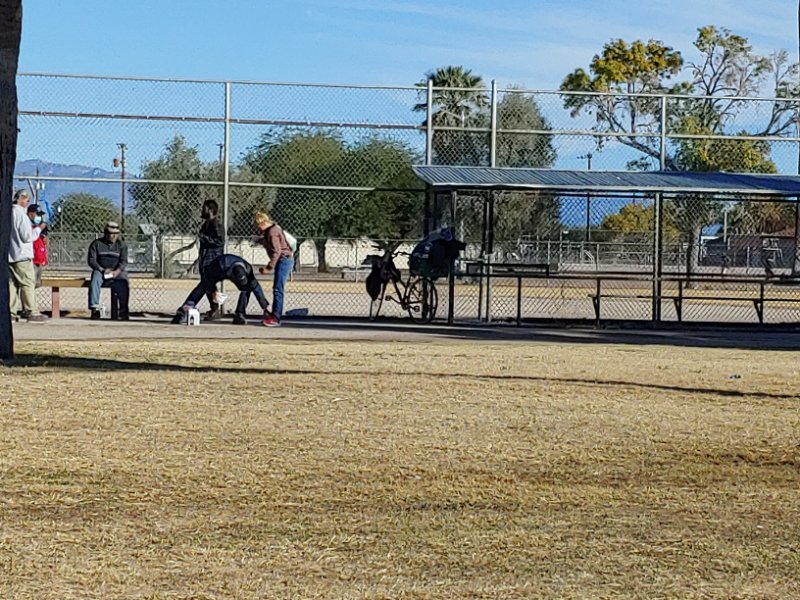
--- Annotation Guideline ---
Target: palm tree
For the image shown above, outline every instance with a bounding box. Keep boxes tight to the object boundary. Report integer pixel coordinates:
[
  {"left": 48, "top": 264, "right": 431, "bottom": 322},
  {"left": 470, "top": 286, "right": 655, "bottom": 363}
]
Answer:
[
  {"left": 0, "top": 0, "right": 23, "bottom": 359},
  {"left": 414, "top": 66, "right": 489, "bottom": 166}
]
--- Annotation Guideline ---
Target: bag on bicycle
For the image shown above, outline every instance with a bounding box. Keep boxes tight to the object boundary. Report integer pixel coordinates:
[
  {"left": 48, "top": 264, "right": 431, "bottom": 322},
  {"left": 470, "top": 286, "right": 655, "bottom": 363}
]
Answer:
[
  {"left": 409, "top": 227, "right": 465, "bottom": 279},
  {"left": 365, "top": 254, "right": 398, "bottom": 300},
  {"left": 365, "top": 268, "right": 382, "bottom": 300}
]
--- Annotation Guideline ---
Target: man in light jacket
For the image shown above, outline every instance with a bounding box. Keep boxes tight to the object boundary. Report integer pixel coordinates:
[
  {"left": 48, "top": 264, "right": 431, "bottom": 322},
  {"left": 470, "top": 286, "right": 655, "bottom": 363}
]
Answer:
[{"left": 9, "top": 189, "right": 47, "bottom": 322}]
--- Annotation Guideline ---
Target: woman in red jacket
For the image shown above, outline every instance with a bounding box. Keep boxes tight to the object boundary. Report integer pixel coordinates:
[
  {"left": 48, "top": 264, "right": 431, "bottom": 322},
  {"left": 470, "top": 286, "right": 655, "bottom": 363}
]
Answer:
[{"left": 27, "top": 204, "right": 48, "bottom": 287}]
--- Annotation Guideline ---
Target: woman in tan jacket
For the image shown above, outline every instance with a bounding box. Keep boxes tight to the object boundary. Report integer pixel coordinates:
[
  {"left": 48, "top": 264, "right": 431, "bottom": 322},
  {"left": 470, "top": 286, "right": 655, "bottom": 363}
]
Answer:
[{"left": 254, "top": 212, "right": 294, "bottom": 326}]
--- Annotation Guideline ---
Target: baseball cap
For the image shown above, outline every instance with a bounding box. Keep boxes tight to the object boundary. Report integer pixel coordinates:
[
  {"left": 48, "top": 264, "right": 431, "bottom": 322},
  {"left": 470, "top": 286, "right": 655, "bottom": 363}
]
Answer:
[
  {"left": 27, "top": 204, "right": 45, "bottom": 215},
  {"left": 105, "top": 221, "right": 121, "bottom": 233}
]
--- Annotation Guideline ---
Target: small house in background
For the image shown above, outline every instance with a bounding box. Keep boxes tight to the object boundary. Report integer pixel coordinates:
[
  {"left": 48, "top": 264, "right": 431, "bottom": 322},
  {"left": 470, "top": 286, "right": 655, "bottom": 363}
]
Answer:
[{"left": 702, "top": 227, "right": 796, "bottom": 274}]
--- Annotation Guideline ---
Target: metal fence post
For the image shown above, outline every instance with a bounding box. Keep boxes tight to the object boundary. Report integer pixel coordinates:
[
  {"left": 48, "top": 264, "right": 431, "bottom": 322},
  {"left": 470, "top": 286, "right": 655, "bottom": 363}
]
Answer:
[
  {"left": 490, "top": 80, "right": 498, "bottom": 168},
  {"left": 652, "top": 95, "right": 668, "bottom": 322},
  {"left": 486, "top": 192, "right": 494, "bottom": 323},
  {"left": 659, "top": 94, "right": 667, "bottom": 171},
  {"left": 653, "top": 193, "right": 663, "bottom": 322},
  {"left": 425, "top": 79, "right": 433, "bottom": 166},
  {"left": 448, "top": 190, "right": 458, "bottom": 325},
  {"left": 222, "top": 81, "right": 231, "bottom": 254}
]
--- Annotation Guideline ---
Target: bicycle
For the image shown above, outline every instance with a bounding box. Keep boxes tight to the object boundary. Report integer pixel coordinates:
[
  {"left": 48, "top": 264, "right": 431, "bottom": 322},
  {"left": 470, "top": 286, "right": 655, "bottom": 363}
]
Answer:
[{"left": 366, "top": 248, "right": 438, "bottom": 324}]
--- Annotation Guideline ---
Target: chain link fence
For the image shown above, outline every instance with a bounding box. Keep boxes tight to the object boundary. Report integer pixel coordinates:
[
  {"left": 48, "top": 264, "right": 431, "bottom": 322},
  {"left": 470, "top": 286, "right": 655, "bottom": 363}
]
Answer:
[{"left": 14, "top": 74, "right": 800, "bottom": 324}]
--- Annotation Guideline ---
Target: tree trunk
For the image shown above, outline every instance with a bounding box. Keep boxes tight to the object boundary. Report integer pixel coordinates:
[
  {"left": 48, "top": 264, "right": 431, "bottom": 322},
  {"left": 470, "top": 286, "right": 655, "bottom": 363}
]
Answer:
[
  {"left": 316, "top": 238, "right": 328, "bottom": 273},
  {"left": 685, "top": 223, "right": 702, "bottom": 289},
  {"left": 0, "top": 1, "right": 23, "bottom": 360}
]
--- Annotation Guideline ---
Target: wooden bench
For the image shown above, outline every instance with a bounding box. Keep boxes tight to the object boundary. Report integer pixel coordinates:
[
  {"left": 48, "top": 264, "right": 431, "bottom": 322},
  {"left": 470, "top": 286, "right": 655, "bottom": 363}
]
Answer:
[
  {"left": 463, "top": 261, "right": 553, "bottom": 278},
  {"left": 39, "top": 277, "right": 119, "bottom": 320}
]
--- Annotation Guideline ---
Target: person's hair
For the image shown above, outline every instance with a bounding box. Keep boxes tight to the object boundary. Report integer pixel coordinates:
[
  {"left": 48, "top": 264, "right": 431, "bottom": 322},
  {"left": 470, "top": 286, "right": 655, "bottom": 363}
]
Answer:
[
  {"left": 231, "top": 263, "right": 249, "bottom": 288},
  {"left": 201, "top": 199, "right": 219, "bottom": 219},
  {"left": 254, "top": 211, "right": 270, "bottom": 226},
  {"left": 13, "top": 189, "right": 29, "bottom": 204}
]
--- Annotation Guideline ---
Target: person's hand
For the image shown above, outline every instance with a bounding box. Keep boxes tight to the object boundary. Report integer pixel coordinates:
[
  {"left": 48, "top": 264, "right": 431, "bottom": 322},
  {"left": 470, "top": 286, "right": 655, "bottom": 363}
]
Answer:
[
  {"left": 104, "top": 268, "right": 113, "bottom": 275},
  {"left": 39, "top": 222, "right": 47, "bottom": 230},
  {"left": 112, "top": 269, "right": 121, "bottom": 278}
]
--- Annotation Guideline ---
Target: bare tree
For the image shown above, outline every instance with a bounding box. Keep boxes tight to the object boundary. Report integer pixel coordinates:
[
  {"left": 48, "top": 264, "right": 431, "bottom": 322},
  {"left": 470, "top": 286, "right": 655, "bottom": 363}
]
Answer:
[{"left": 0, "top": 0, "right": 23, "bottom": 359}]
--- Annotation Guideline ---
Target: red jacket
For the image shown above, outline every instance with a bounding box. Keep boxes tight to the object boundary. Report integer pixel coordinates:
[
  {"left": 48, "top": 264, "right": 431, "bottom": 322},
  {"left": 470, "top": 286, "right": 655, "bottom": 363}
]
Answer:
[{"left": 32, "top": 227, "right": 48, "bottom": 266}]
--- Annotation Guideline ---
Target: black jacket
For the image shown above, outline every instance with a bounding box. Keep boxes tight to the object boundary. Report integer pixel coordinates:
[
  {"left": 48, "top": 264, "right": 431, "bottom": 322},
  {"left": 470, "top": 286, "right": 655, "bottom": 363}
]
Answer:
[
  {"left": 88, "top": 238, "right": 128, "bottom": 278},
  {"left": 198, "top": 218, "right": 224, "bottom": 270}
]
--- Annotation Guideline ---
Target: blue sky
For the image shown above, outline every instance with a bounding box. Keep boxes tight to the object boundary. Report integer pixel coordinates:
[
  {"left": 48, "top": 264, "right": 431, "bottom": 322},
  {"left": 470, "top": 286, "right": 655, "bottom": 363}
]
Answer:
[{"left": 19, "top": 0, "right": 800, "bottom": 88}]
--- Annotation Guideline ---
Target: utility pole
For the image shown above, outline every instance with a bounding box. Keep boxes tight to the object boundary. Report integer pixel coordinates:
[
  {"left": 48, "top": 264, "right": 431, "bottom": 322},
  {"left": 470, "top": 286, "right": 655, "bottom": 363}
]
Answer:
[
  {"left": 114, "top": 143, "right": 127, "bottom": 232},
  {"left": 578, "top": 152, "right": 593, "bottom": 241}
]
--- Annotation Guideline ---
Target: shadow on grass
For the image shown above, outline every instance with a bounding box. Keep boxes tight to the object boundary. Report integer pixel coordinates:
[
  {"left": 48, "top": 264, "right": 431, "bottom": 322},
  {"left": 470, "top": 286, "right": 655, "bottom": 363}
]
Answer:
[
  {"left": 7, "top": 353, "right": 799, "bottom": 401},
  {"left": 282, "top": 319, "right": 800, "bottom": 351}
]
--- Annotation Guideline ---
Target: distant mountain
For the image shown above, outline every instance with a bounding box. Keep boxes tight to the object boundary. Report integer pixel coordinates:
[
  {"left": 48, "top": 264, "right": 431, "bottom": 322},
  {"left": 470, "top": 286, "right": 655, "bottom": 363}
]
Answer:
[{"left": 14, "top": 159, "right": 125, "bottom": 207}]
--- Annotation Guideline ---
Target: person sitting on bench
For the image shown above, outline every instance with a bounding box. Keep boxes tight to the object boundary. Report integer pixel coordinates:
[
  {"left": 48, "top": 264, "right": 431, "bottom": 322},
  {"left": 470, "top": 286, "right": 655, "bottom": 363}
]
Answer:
[
  {"left": 87, "top": 221, "right": 130, "bottom": 320},
  {"left": 171, "top": 254, "right": 273, "bottom": 325}
]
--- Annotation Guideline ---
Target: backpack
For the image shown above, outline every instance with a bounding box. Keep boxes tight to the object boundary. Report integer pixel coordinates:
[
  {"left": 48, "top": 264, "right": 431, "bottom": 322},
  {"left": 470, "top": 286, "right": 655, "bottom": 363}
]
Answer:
[
  {"left": 283, "top": 230, "right": 298, "bottom": 253},
  {"left": 409, "top": 228, "right": 465, "bottom": 279}
]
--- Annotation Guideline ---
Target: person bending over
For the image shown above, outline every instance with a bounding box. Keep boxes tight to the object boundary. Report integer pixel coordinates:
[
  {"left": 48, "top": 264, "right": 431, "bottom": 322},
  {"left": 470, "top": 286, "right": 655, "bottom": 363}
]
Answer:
[{"left": 171, "top": 254, "right": 273, "bottom": 325}]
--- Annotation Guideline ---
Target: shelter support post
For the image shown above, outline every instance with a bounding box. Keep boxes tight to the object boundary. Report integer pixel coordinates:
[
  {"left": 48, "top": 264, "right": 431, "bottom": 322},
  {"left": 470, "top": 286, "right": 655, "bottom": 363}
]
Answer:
[
  {"left": 448, "top": 191, "right": 457, "bottom": 325},
  {"left": 652, "top": 192, "right": 663, "bottom": 322},
  {"left": 485, "top": 191, "right": 495, "bottom": 323}
]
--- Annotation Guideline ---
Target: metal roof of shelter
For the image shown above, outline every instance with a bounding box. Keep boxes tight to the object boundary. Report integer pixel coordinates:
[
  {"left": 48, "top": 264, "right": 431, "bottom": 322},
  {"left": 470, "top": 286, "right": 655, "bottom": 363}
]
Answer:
[{"left": 412, "top": 166, "right": 800, "bottom": 197}]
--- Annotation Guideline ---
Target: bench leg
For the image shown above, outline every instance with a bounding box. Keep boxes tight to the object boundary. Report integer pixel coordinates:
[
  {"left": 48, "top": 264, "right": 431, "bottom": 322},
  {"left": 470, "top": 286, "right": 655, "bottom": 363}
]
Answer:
[
  {"left": 753, "top": 299, "right": 764, "bottom": 324},
  {"left": 51, "top": 287, "right": 61, "bottom": 320},
  {"left": 111, "top": 289, "right": 119, "bottom": 320},
  {"left": 673, "top": 298, "right": 683, "bottom": 322}
]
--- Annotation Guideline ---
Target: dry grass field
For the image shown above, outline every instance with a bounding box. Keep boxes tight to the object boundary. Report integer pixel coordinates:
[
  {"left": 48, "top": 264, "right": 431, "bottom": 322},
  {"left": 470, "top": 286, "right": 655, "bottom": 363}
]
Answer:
[{"left": 1, "top": 337, "right": 799, "bottom": 599}]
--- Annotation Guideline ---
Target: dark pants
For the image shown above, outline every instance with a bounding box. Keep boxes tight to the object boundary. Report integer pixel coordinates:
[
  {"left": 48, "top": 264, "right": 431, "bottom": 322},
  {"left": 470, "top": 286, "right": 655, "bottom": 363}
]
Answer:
[
  {"left": 89, "top": 272, "right": 130, "bottom": 316},
  {"left": 181, "top": 264, "right": 269, "bottom": 317},
  {"left": 200, "top": 252, "right": 221, "bottom": 309}
]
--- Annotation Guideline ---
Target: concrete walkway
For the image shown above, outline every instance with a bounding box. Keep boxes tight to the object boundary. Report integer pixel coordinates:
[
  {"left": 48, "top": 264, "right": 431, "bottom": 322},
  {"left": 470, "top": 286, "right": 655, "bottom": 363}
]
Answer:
[{"left": 11, "top": 315, "right": 800, "bottom": 350}]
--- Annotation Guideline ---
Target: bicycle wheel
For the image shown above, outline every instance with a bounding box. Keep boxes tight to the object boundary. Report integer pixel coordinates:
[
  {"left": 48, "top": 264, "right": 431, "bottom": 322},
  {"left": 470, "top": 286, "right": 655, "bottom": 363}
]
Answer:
[{"left": 406, "top": 277, "right": 438, "bottom": 324}]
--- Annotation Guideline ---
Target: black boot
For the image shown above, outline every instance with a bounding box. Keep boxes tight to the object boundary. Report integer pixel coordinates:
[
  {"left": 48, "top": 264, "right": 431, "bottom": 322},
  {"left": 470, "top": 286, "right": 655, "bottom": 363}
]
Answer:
[{"left": 204, "top": 302, "right": 222, "bottom": 321}]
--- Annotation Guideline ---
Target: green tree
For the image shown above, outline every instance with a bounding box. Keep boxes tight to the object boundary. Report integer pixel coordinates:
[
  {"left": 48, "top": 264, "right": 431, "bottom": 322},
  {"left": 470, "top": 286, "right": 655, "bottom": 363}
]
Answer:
[
  {"left": 243, "top": 130, "right": 349, "bottom": 269},
  {"left": 562, "top": 26, "right": 795, "bottom": 278},
  {"left": 130, "top": 135, "right": 216, "bottom": 236},
  {"left": 51, "top": 193, "right": 124, "bottom": 234},
  {"left": 600, "top": 204, "right": 655, "bottom": 239},
  {"left": 332, "top": 139, "right": 424, "bottom": 242},
  {"left": 414, "top": 66, "right": 489, "bottom": 166},
  {"left": 244, "top": 130, "right": 422, "bottom": 270},
  {"left": 727, "top": 201, "right": 795, "bottom": 235},
  {"left": 670, "top": 118, "right": 778, "bottom": 277},
  {"left": 560, "top": 38, "right": 685, "bottom": 167},
  {"left": 494, "top": 89, "right": 559, "bottom": 243}
]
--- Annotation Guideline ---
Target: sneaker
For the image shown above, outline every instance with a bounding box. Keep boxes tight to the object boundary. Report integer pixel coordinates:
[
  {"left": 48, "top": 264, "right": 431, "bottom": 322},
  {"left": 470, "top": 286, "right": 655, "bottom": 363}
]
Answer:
[
  {"left": 118, "top": 313, "right": 130, "bottom": 321},
  {"left": 232, "top": 314, "right": 247, "bottom": 325},
  {"left": 27, "top": 313, "right": 48, "bottom": 323},
  {"left": 91, "top": 309, "right": 102, "bottom": 321},
  {"left": 204, "top": 307, "right": 222, "bottom": 321},
  {"left": 262, "top": 314, "right": 281, "bottom": 327},
  {"left": 170, "top": 312, "right": 185, "bottom": 325}
]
